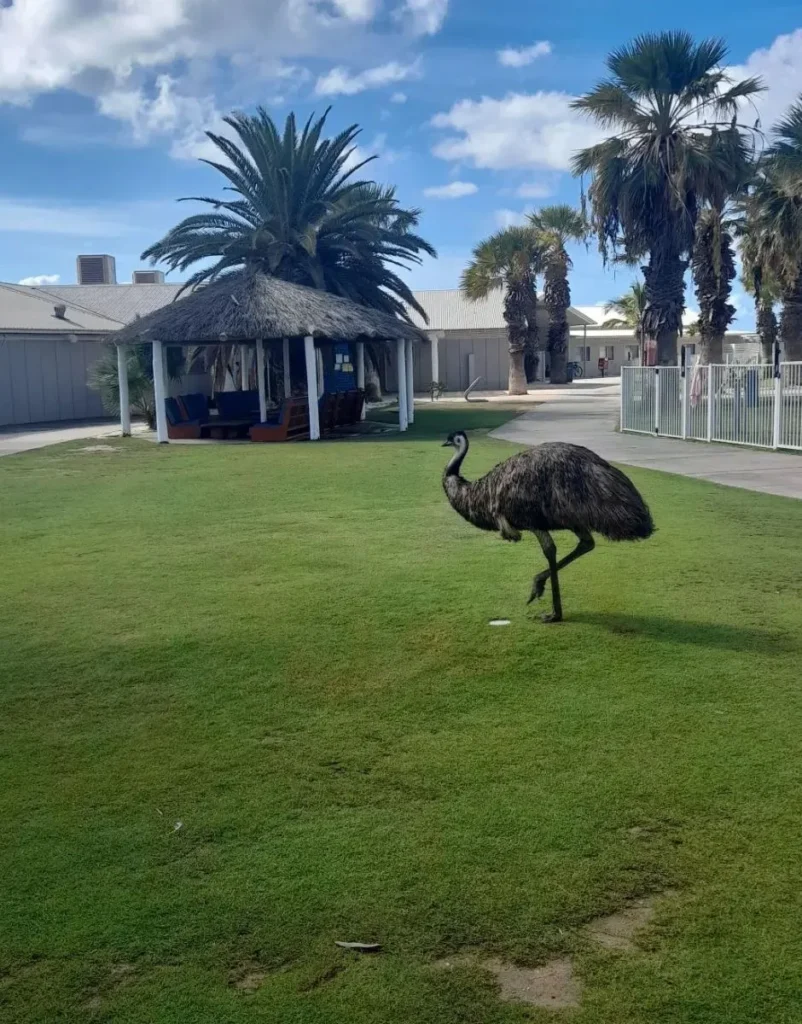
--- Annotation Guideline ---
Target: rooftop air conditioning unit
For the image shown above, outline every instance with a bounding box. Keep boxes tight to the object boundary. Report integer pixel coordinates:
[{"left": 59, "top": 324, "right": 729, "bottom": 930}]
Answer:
[
  {"left": 77, "top": 254, "right": 116, "bottom": 285},
  {"left": 132, "top": 270, "right": 165, "bottom": 285}
]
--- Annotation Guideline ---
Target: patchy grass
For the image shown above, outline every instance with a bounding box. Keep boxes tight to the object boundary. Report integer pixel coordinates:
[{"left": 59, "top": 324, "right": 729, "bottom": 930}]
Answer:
[
  {"left": 1, "top": 407, "right": 802, "bottom": 1023},
  {"left": 367, "top": 401, "right": 535, "bottom": 437}
]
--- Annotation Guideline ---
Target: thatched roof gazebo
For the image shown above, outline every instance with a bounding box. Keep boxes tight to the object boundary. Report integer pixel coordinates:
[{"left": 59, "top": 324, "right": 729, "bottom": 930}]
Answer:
[{"left": 111, "top": 270, "right": 426, "bottom": 442}]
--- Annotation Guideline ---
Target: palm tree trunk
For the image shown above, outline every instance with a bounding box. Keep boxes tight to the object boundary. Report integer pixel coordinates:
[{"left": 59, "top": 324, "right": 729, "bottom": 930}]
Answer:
[
  {"left": 780, "top": 267, "right": 802, "bottom": 361},
  {"left": 643, "top": 249, "right": 687, "bottom": 366},
  {"left": 543, "top": 251, "right": 570, "bottom": 384},
  {"left": 757, "top": 299, "right": 778, "bottom": 363},
  {"left": 508, "top": 348, "right": 528, "bottom": 394},
  {"left": 692, "top": 213, "right": 736, "bottom": 367},
  {"left": 504, "top": 282, "right": 530, "bottom": 395}
]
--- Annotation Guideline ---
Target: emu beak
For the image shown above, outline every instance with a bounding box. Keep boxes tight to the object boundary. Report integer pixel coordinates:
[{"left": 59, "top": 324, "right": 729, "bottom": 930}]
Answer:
[{"left": 441, "top": 440, "right": 452, "bottom": 447}]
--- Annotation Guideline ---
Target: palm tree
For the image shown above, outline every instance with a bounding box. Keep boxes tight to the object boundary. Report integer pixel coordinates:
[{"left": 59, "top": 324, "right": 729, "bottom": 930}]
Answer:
[
  {"left": 88, "top": 345, "right": 184, "bottom": 428},
  {"left": 602, "top": 280, "right": 647, "bottom": 333},
  {"left": 572, "top": 31, "right": 763, "bottom": 365},
  {"left": 142, "top": 108, "right": 435, "bottom": 325},
  {"left": 529, "top": 205, "right": 586, "bottom": 384},
  {"left": 461, "top": 227, "right": 541, "bottom": 394},
  {"left": 738, "top": 208, "right": 780, "bottom": 363},
  {"left": 745, "top": 99, "right": 802, "bottom": 361}
]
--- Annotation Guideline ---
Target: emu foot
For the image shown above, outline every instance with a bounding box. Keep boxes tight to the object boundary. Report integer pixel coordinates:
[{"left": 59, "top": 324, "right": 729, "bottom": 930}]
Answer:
[
  {"left": 540, "top": 611, "right": 562, "bottom": 624},
  {"left": 527, "top": 572, "right": 548, "bottom": 604}
]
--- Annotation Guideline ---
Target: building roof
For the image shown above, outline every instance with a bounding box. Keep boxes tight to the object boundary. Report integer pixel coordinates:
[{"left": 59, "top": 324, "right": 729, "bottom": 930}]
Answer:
[
  {"left": 0, "top": 283, "right": 123, "bottom": 334},
  {"left": 409, "top": 289, "right": 595, "bottom": 331},
  {"left": 573, "top": 304, "right": 701, "bottom": 330},
  {"left": 31, "top": 282, "right": 185, "bottom": 324},
  {"left": 1, "top": 280, "right": 593, "bottom": 335},
  {"left": 113, "top": 270, "right": 425, "bottom": 346}
]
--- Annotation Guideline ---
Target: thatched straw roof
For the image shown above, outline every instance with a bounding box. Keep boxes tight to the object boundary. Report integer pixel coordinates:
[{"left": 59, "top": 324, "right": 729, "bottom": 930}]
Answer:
[{"left": 111, "top": 271, "right": 425, "bottom": 345}]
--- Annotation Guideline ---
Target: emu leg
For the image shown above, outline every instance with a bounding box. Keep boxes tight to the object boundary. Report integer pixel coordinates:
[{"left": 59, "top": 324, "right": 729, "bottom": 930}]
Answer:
[
  {"left": 533, "top": 530, "right": 562, "bottom": 623},
  {"left": 528, "top": 529, "right": 595, "bottom": 604}
]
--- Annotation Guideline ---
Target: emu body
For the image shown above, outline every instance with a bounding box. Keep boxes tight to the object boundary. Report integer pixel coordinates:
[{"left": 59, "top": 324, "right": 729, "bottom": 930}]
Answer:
[{"left": 442, "top": 433, "right": 654, "bottom": 622}]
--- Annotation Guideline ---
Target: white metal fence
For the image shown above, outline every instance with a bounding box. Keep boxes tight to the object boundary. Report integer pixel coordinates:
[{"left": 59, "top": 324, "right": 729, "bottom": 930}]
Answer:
[{"left": 621, "top": 362, "right": 802, "bottom": 451}]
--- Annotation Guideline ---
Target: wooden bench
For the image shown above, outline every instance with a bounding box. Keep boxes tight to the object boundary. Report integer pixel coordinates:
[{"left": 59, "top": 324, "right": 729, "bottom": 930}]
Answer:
[{"left": 249, "top": 399, "right": 310, "bottom": 442}]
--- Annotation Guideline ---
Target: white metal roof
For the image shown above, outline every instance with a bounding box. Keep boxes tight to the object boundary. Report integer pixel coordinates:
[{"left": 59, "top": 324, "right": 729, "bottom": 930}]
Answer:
[
  {"left": 409, "top": 289, "right": 594, "bottom": 331},
  {"left": 1, "top": 280, "right": 596, "bottom": 334},
  {"left": 0, "top": 284, "right": 123, "bottom": 334},
  {"left": 31, "top": 283, "right": 185, "bottom": 325}
]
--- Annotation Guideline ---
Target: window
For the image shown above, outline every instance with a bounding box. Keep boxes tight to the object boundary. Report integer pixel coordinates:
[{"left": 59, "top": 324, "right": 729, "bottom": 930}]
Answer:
[
  {"left": 576, "top": 346, "right": 590, "bottom": 362},
  {"left": 603, "top": 346, "right": 615, "bottom": 361}
]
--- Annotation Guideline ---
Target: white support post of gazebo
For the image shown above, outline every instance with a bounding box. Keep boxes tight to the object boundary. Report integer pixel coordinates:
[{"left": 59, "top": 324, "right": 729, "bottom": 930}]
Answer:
[
  {"left": 405, "top": 338, "right": 415, "bottom": 425},
  {"left": 152, "top": 339, "right": 168, "bottom": 443},
  {"left": 240, "top": 345, "right": 248, "bottom": 390},
  {"left": 356, "top": 341, "right": 366, "bottom": 419},
  {"left": 428, "top": 331, "right": 440, "bottom": 392},
  {"left": 116, "top": 344, "right": 131, "bottom": 436},
  {"left": 396, "top": 338, "right": 408, "bottom": 432},
  {"left": 256, "top": 339, "right": 268, "bottom": 423},
  {"left": 266, "top": 345, "right": 272, "bottom": 404},
  {"left": 304, "top": 334, "right": 321, "bottom": 440},
  {"left": 282, "top": 337, "right": 291, "bottom": 398}
]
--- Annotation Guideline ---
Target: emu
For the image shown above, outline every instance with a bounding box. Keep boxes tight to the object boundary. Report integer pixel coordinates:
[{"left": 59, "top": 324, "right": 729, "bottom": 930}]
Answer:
[{"left": 442, "top": 432, "right": 654, "bottom": 622}]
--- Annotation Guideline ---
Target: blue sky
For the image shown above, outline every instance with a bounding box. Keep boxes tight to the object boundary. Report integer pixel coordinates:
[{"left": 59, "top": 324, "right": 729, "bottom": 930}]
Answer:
[{"left": 2, "top": 0, "right": 802, "bottom": 329}]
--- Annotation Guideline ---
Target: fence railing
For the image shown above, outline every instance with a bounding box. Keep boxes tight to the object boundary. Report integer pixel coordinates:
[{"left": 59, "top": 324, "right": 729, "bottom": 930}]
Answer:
[{"left": 621, "top": 362, "right": 802, "bottom": 452}]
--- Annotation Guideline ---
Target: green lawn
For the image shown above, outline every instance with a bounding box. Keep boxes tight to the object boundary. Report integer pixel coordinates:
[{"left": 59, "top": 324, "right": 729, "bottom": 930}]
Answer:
[{"left": 2, "top": 407, "right": 802, "bottom": 1023}]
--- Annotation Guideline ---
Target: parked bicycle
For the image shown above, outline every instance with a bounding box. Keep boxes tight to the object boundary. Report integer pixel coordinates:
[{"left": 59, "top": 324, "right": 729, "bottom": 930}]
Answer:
[{"left": 566, "top": 361, "right": 584, "bottom": 381}]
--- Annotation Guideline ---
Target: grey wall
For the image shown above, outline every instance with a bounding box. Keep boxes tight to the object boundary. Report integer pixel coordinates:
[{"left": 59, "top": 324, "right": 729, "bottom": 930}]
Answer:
[{"left": 0, "top": 334, "right": 107, "bottom": 427}]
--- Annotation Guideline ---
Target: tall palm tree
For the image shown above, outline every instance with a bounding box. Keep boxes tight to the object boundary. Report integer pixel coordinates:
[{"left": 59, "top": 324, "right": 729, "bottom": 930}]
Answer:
[
  {"left": 746, "top": 99, "right": 802, "bottom": 360},
  {"left": 529, "top": 205, "right": 587, "bottom": 384},
  {"left": 572, "top": 31, "right": 763, "bottom": 365},
  {"left": 142, "top": 108, "right": 435, "bottom": 325},
  {"left": 738, "top": 207, "right": 780, "bottom": 363},
  {"left": 602, "top": 280, "right": 647, "bottom": 333},
  {"left": 461, "top": 227, "right": 541, "bottom": 394}
]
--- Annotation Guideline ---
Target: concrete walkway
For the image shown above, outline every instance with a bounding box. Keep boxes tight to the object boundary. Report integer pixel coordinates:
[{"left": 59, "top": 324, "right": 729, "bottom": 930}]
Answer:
[
  {"left": 491, "top": 379, "right": 802, "bottom": 500},
  {"left": 0, "top": 420, "right": 145, "bottom": 457}
]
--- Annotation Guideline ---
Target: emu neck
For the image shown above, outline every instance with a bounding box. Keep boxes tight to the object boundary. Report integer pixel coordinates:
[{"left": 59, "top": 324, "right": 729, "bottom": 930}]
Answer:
[
  {"left": 444, "top": 444, "right": 468, "bottom": 480},
  {"left": 443, "top": 443, "right": 470, "bottom": 507}
]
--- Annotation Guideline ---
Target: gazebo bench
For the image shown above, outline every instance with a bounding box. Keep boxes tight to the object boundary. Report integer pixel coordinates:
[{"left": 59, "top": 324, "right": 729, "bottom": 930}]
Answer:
[
  {"left": 165, "top": 393, "right": 254, "bottom": 440},
  {"left": 249, "top": 398, "right": 310, "bottom": 441}
]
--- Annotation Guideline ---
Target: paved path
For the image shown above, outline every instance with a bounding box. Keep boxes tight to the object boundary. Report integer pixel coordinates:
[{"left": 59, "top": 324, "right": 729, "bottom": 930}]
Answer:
[
  {"left": 0, "top": 421, "right": 144, "bottom": 457},
  {"left": 491, "top": 379, "right": 802, "bottom": 500}
]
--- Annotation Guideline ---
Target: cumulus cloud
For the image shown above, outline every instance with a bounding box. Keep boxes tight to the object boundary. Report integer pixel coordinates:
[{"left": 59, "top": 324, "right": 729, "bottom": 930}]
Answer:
[
  {"left": 18, "top": 274, "right": 61, "bottom": 286},
  {"left": 391, "top": 91, "right": 408, "bottom": 104},
  {"left": 0, "top": 0, "right": 445, "bottom": 158},
  {"left": 423, "top": 181, "right": 478, "bottom": 199},
  {"left": 497, "top": 41, "right": 552, "bottom": 68},
  {"left": 494, "top": 209, "right": 529, "bottom": 228},
  {"left": 98, "top": 76, "right": 227, "bottom": 160},
  {"left": 432, "top": 91, "right": 604, "bottom": 171},
  {"left": 397, "top": 0, "right": 448, "bottom": 35},
  {"left": 315, "top": 59, "right": 420, "bottom": 96},
  {"left": 515, "top": 181, "right": 552, "bottom": 198},
  {"left": 730, "top": 29, "right": 802, "bottom": 133}
]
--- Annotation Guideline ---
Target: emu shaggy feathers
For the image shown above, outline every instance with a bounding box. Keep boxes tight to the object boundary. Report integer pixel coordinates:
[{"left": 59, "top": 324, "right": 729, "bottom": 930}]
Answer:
[{"left": 443, "top": 440, "right": 654, "bottom": 541}]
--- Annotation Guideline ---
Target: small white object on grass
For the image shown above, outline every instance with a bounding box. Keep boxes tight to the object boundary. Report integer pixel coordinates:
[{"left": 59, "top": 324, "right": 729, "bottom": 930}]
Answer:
[
  {"left": 489, "top": 619, "right": 511, "bottom": 626},
  {"left": 173, "top": 821, "right": 183, "bottom": 832},
  {"left": 335, "top": 941, "right": 382, "bottom": 952}
]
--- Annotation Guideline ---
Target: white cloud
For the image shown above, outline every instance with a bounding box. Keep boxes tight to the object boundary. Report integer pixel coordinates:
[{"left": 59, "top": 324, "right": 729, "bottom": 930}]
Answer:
[
  {"left": 494, "top": 209, "right": 529, "bottom": 228},
  {"left": 98, "top": 76, "right": 227, "bottom": 161},
  {"left": 315, "top": 59, "right": 420, "bottom": 96},
  {"left": 390, "top": 91, "right": 408, "bottom": 104},
  {"left": 0, "top": 198, "right": 134, "bottom": 237},
  {"left": 397, "top": 0, "right": 448, "bottom": 35},
  {"left": 730, "top": 29, "right": 802, "bottom": 133},
  {"left": 423, "top": 181, "right": 478, "bottom": 199},
  {"left": 515, "top": 181, "right": 552, "bottom": 198},
  {"left": 432, "top": 91, "right": 604, "bottom": 171},
  {"left": 498, "top": 41, "right": 552, "bottom": 68},
  {"left": 18, "top": 274, "right": 61, "bottom": 286},
  {"left": 0, "top": 0, "right": 445, "bottom": 158}
]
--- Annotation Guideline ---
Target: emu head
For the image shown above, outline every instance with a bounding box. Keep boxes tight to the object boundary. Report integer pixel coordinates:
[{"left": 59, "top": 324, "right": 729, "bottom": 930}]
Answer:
[{"left": 442, "top": 431, "right": 468, "bottom": 449}]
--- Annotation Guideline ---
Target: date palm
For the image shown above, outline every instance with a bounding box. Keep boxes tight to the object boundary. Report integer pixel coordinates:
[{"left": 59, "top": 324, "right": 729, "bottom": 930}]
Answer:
[
  {"left": 737, "top": 204, "right": 779, "bottom": 363},
  {"left": 142, "top": 108, "right": 435, "bottom": 324},
  {"left": 572, "top": 31, "right": 763, "bottom": 365},
  {"left": 529, "top": 205, "right": 587, "bottom": 384},
  {"left": 461, "top": 227, "right": 542, "bottom": 395}
]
